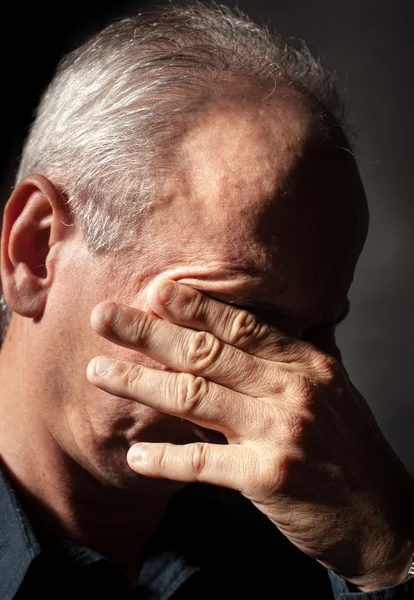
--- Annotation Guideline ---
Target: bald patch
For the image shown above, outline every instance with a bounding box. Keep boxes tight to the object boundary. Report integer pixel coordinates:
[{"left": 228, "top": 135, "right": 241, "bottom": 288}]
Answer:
[
  {"left": 136, "top": 92, "right": 367, "bottom": 329},
  {"left": 177, "top": 94, "right": 313, "bottom": 213}
]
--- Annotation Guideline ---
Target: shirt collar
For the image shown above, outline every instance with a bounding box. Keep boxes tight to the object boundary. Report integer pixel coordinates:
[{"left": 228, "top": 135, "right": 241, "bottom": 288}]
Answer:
[
  {"left": 0, "top": 464, "right": 234, "bottom": 599},
  {"left": 0, "top": 463, "right": 205, "bottom": 599},
  {"left": 0, "top": 464, "right": 41, "bottom": 600},
  {"left": 138, "top": 550, "right": 200, "bottom": 600}
]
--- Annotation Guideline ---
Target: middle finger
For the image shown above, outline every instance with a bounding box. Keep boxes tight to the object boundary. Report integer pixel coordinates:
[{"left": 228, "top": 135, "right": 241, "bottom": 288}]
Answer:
[{"left": 91, "top": 301, "right": 267, "bottom": 397}]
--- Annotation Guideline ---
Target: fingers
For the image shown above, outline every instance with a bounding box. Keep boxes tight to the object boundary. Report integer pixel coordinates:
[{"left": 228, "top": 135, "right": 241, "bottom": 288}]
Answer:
[
  {"left": 86, "top": 356, "right": 257, "bottom": 438},
  {"left": 91, "top": 301, "right": 265, "bottom": 396},
  {"left": 126, "top": 441, "right": 255, "bottom": 489},
  {"left": 146, "top": 279, "right": 306, "bottom": 362}
]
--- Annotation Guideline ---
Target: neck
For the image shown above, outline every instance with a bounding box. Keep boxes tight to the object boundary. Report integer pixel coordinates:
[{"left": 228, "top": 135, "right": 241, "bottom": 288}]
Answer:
[{"left": 0, "top": 316, "right": 179, "bottom": 585}]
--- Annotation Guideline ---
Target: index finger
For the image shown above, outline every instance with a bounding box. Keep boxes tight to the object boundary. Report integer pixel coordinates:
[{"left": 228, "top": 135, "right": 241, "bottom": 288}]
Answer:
[{"left": 147, "top": 279, "right": 306, "bottom": 362}]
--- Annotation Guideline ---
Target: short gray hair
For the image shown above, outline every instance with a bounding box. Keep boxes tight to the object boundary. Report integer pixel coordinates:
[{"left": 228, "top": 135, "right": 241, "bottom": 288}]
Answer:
[{"left": 2, "top": 0, "right": 346, "bottom": 340}]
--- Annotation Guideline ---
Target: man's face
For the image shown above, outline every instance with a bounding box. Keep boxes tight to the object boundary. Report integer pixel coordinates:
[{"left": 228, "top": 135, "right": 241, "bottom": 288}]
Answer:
[{"left": 38, "top": 93, "right": 367, "bottom": 491}]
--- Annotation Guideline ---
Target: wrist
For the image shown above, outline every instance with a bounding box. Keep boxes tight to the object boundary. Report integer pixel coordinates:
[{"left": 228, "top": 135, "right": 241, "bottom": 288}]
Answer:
[
  {"left": 351, "top": 546, "right": 414, "bottom": 592},
  {"left": 346, "top": 468, "right": 414, "bottom": 592}
]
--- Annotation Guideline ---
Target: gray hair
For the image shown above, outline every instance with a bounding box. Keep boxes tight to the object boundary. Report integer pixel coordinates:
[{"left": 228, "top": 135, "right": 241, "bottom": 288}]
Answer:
[{"left": 1, "top": 0, "right": 345, "bottom": 341}]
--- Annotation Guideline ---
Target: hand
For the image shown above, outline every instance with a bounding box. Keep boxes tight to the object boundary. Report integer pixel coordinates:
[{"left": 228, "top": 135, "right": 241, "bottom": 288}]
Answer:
[{"left": 87, "top": 279, "right": 414, "bottom": 591}]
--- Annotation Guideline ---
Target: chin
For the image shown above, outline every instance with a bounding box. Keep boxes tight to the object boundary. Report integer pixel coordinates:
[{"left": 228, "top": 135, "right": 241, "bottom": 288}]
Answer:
[
  {"left": 82, "top": 407, "right": 226, "bottom": 493},
  {"left": 100, "top": 459, "right": 185, "bottom": 496},
  {"left": 93, "top": 394, "right": 227, "bottom": 447}
]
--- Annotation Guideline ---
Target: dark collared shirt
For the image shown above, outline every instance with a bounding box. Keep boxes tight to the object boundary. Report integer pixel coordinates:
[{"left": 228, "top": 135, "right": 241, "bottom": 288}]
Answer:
[{"left": 0, "top": 466, "right": 413, "bottom": 599}]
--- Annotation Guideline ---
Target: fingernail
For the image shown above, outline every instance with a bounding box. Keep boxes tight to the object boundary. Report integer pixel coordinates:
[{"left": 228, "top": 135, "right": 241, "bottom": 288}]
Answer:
[
  {"left": 95, "top": 357, "right": 115, "bottom": 376},
  {"left": 103, "top": 303, "right": 121, "bottom": 327},
  {"left": 129, "top": 444, "right": 149, "bottom": 464},
  {"left": 158, "top": 281, "right": 177, "bottom": 305}
]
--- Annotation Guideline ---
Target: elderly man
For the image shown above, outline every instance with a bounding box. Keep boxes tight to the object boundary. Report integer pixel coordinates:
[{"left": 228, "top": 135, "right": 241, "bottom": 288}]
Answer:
[{"left": 0, "top": 2, "right": 412, "bottom": 598}]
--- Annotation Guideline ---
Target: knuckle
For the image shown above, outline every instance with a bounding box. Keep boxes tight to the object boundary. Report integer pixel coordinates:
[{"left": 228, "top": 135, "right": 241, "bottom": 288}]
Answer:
[
  {"left": 284, "top": 356, "right": 342, "bottom": 414},
  {"left": 175, "top": 373, "right": 208, "bottom": 415},
  {"left": 277, "top": 408, "right": 311, "bottom": 448},
  {"left": 287, "top": 342, "right": 312, "bottom": 363},
  {"left": 176, "top": 286, "right": 204, "bottom": 320},
  {"left": 258, "top": 453, "right": 277, "bottom": 486},
  {"left": 227, "top": 309, "right": 270, "bottom": 348},
  {"left": 287, "top": 372, "right": 317, "bottom": 403},
  {"left": 288, "top": 414, "right": 312, "bottom": 446},
  {"left": 122, "top": 363, "right": 142, "bottom": 389},
  {"left": 285, "top": 371, "right": 330, "bottom": 416},
  {"left": 323, "top": 356, "right": 342, "bottom": 384},
  {"left": 247, "top": 449, "right": 281, "bottom": 500},
  {"left": 250, "top": 401, "right": 279, "bottom": 440},
  {"left": 309, "top": 351, "right": 341, "bottom": 381},
  {"left": 256, "top": 448, "right": 303, "bottom": 498},
  {"left": 154, "top": 445, "right": 169, "bottom": 472},
  {"left": 190, "top": 443, "right": 209, "bottom": 476},
  {"left": 186, "top": 331, "right": 221, "bottom": 372},
  {"left": 273, "top": 450, "right": 302, "bottom": 493},
  {"left": 125, "top": 311, "right": 153, "bottom": 344}
]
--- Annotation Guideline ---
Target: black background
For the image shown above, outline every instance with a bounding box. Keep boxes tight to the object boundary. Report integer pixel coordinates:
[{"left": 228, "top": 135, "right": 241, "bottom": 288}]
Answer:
[{"left": 2, "top": 1, "right": 414, "bottom": 473}]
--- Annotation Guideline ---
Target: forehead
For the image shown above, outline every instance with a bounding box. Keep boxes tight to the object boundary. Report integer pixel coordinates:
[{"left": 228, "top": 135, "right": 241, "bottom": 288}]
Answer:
[
  {"left": 131, "top": 94, "right": 364, "bottom": 330},
  {"left": 162, "top": 94, "right": 312, "bottom": 263},
  {"left": 177, "top": 94, "right": 311, "bottom": 205}
]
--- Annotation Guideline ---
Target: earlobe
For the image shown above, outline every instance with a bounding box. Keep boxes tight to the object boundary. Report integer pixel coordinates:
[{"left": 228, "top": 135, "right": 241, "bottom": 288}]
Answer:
[{"left": 0, "top": 174, "right": 71, "bottom": 320}]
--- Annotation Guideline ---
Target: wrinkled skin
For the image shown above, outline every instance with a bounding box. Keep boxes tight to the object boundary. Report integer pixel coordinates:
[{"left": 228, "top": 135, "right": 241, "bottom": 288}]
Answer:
[{"left": 88, "top": 279, "right": 414, "bottom": 592}]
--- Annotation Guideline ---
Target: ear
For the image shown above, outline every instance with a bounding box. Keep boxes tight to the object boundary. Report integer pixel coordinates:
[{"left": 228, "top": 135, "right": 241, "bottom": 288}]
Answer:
[{"left": 1, "top": 174, "right": 73, "bottom": 319}]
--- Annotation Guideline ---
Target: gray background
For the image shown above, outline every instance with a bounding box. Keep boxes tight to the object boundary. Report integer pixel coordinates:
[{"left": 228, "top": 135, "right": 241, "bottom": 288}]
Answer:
[{"left": 2, "top": 1, "right": 413, "bottom": 473}]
